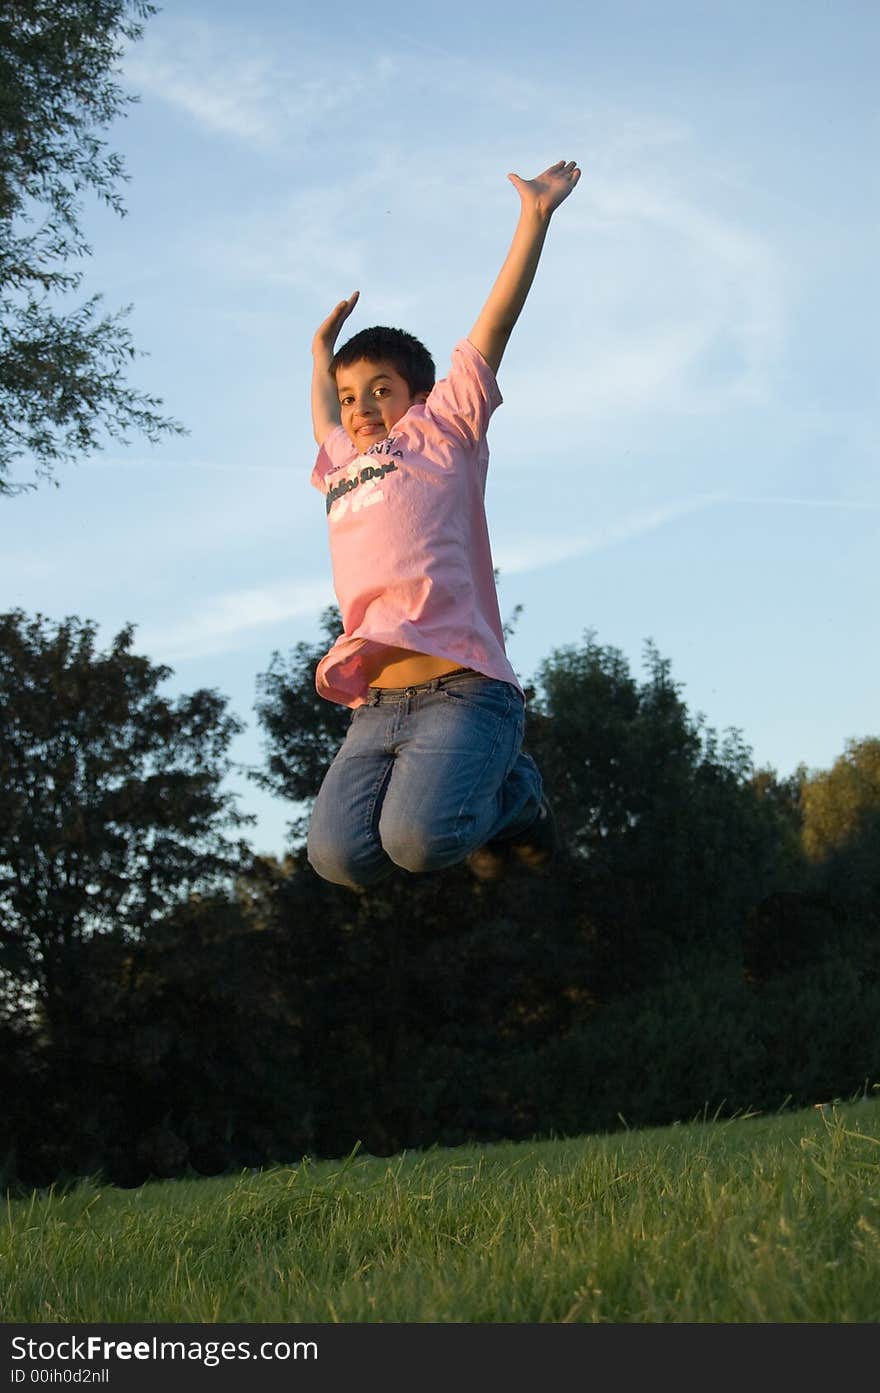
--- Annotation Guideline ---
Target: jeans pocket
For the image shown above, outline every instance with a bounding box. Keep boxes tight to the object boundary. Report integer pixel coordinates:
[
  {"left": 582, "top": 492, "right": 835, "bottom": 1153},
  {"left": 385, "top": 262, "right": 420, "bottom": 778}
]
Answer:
[{"left": 437, "top": 679, "right": 515, "bottom": 722}]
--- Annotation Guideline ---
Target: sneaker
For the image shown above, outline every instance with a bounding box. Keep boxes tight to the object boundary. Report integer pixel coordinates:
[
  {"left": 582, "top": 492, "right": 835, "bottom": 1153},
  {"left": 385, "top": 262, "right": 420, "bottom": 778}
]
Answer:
[
  {"left": 506, "top": 796, "right": 558, "bottom": 872},
  {"left": 465, "top": 796, "right": 558, "bottom": 881},
  {"left": 464, "top": 843, "right": 508, "bottom": 882}
]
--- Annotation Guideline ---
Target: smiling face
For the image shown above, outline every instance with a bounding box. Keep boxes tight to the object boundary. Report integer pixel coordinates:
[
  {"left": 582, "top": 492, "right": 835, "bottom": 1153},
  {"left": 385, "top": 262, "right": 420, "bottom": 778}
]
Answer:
[{"left": 335, "top": 359, "right": 427, "bottom": 453}]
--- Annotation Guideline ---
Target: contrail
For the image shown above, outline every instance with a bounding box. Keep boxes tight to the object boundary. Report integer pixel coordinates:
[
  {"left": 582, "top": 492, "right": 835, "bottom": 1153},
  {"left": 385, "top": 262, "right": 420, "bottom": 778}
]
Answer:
[{"left": 714, "top": 494, "right": 880, "bottom": 511}]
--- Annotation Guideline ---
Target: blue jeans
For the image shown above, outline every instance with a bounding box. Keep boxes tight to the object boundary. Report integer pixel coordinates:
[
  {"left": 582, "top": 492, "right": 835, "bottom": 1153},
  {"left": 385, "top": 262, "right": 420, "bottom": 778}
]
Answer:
[{"left": 307, "top": 669, "right": 543, "bottom": 889}]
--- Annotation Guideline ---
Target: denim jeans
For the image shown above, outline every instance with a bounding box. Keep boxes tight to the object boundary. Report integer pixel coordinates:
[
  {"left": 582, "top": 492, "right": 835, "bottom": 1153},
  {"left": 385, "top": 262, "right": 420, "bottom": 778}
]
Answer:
[{"left": 307, "top": 669, "right": 543, "bottom": 889}]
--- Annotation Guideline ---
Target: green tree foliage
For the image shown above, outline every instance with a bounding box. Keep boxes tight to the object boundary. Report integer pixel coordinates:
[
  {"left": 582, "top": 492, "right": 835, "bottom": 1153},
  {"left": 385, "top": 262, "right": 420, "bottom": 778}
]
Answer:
[
  {"left": 749, "top": 764, "right": 806, "bottom": 875},
  {"left": 801, "top": 737, "right": 880, "bottom": 865},
  {"left": 264, "top": 852, "right": 596, "bottom": 1161},
  {"left": 0, "top": 0, "right": 185, "bottom": 494},
  {"left": 75, "top": 893, "right": 309, "bottom": 1185},
  {"left": 742, "top": 890, "right": 844, "bottom": 984},
  {"left": 0, "top": 609, "right": 254, "bottom": 1033},
  {"left": 1, "top": 885, "right": 313, "bottom": 1187},
  {"left": 793, "top": 737, "right": 880, "bottom": 986},
  {"left": 525, "top": 633, "right": 786, "bottom": 994}
]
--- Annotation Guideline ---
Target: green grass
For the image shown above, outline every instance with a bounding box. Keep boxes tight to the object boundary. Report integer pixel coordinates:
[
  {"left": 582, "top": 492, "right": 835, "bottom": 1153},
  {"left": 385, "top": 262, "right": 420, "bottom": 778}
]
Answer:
[{"left": 3, "top": 1101, "right": 880, "bottom": 1322}]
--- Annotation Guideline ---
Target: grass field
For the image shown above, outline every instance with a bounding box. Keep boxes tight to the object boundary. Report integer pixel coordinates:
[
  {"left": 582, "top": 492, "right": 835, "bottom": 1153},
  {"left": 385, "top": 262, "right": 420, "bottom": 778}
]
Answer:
[{"left": 3, "top": 1100, "right": 879, "bottom": 1323}]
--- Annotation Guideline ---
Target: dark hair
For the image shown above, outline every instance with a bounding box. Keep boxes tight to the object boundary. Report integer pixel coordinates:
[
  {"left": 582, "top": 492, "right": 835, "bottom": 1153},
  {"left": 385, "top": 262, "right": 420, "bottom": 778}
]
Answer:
[{"left": 330, "top": 326, "right": 435, "bottom": 397}]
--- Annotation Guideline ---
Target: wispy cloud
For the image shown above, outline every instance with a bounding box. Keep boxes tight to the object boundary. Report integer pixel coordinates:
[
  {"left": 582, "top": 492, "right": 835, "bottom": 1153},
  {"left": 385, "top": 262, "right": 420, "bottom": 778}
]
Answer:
[
  {"left": 122, "top": 20, "right": 357, "bottom": 148},
  {"left": 721, "top": 494, "right": 880, "bottom": 510},
  {"left": 497, "top": 488, "right": 880, "bottom": 580},
  {"left": 76, "top": 453, "right": 295, "bottom": 477},
  {"left": 585, "top": 176, "right": 785, "bottom": 400},
  {"left": 493, "top": 171, "right": 787, "bottom": 435},
  {"left": 137, "top": 578, "right": 333, "bottom": 661},
  {"left": 123, "top": 28, "right": 278, "bottom": 145},
  {"left": 495, "top": 496, "right": 722, "bottom": 576}
]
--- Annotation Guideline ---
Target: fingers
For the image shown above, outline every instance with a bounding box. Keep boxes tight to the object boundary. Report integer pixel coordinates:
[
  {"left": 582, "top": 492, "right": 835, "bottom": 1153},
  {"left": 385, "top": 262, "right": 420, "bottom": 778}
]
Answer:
[
  {"left": 333, "top": 289, "right": 359, "bottom": 319},
  {"left": 511, "top": 160, "right": 581, "bottom": 186},
  {"left": 320, "top": 291, "right": 359, "bottom": 336},
  {"left": 315, "top": 290, "right": 360, "bottom": 348}
]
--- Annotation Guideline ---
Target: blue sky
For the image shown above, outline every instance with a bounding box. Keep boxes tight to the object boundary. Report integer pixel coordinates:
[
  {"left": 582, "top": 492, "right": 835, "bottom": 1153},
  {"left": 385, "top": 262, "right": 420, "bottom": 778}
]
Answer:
[{"left": 5, "top": 0, "right": 878, "bottom": 858}]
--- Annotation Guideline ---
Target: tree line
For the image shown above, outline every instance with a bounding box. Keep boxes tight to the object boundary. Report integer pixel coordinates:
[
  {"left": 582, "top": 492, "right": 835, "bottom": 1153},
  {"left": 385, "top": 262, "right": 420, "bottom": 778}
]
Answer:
[{"left": 1, "top": 606, "right": 877, "bottom": 1190}]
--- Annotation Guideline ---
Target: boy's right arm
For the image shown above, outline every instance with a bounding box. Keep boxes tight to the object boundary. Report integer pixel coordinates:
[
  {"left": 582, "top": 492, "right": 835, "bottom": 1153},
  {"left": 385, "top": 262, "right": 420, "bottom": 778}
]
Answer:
[
  {"left": 311, "top": 290, "right": 359, "bottom": 445},
  {"left": 468, "top": 161, "right": 580, "bottom": 377}
]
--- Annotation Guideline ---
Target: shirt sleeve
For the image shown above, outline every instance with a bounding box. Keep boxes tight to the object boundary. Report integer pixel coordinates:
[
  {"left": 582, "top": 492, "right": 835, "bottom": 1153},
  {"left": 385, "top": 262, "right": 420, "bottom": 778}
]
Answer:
[
  {"left": 310, "top": 426, "right": 357, "bottom": 491},
  {"left": 423, "top": 338, "right": 503, "bottom": 446}
]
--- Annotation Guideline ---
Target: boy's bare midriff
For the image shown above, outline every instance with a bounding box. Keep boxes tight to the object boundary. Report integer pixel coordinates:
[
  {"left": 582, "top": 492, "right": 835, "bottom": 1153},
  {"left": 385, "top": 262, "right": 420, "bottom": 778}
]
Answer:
[{"left": 367, "top": 647, "right": 471, "bottom": 689}]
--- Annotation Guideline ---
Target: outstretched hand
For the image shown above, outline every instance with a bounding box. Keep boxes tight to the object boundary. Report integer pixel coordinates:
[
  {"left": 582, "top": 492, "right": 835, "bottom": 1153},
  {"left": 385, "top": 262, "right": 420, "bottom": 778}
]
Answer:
[
  {"left": 508, "top": 160, "right": 580, "bottom": 220},
  {"left": 313, "top": 290, "right": 360, "bottom": 356}
]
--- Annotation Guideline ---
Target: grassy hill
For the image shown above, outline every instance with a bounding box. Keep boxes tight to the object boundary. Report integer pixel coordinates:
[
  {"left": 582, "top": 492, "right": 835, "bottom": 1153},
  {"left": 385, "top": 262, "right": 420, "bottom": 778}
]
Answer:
[{"left": 3, "top": 1099, "right": 879, "bottom": 1322}]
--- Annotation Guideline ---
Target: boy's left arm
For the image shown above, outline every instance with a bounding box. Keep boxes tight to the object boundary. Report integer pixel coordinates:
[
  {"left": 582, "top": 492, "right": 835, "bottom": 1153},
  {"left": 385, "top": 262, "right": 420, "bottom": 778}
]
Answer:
[
  {"left": 311, "top": 290, "right": 360, "bottom": 446},
  {"left": 468, "top": 160, "right": 580, "bottom": 377}
]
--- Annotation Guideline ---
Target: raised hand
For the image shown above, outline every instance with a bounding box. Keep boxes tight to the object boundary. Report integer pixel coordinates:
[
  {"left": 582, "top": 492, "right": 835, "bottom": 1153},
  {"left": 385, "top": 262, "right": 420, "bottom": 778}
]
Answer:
[
  {"left": 468, "top": 157, "right": 581, "bottom": 375},
  {"left": 313, "top": 290, "right": 360, "bottom": 356},
  {"left": 311, "top": 290, "right": 360, "bottom": 444},
  {"left": 507, "top": 160, "right": 581, "bottom": 220}
]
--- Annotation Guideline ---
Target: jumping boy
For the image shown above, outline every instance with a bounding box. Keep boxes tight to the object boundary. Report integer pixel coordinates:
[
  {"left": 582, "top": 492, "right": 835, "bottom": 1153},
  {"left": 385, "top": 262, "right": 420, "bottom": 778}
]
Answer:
[{"left": 307, "top": 159, "right": 581, "bottom": 890}]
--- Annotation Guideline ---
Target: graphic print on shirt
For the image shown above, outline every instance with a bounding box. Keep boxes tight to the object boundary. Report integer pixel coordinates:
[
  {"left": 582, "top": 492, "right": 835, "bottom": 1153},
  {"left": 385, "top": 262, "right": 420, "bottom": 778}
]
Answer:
[{"left": 325, "top": 436, "right": 404, "bottom": 519}]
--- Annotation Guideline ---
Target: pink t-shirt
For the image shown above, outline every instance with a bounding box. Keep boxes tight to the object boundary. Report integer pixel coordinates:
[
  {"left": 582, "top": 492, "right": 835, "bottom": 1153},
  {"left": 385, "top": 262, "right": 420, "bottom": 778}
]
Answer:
[{"left": 310, "top": 337, "right": 522, "bottom": 708}]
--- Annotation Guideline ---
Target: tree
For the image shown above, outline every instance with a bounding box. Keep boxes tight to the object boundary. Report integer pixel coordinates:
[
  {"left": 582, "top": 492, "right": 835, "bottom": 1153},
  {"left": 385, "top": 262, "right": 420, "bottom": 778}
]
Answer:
[
  {"left": 0, "top": 0, "right": 184, "bottom": 495},
  {"left": 796, "top": 737, "right": 880, "bottom": 975},
  {"left": 526, "top": 633, "right": 789, "bottom": 992},
  {"left": 800, "top": 737, "right": 880, "bottom": 864},
  {"left": 0, "top": 609, "right": 255, "bottom": 1038}
]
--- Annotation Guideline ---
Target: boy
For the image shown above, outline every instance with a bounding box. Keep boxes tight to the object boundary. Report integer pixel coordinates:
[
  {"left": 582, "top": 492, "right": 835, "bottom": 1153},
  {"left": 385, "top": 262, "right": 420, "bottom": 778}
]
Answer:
[{"left": 307, "top": 159, "right": 580, "bottom": 890}]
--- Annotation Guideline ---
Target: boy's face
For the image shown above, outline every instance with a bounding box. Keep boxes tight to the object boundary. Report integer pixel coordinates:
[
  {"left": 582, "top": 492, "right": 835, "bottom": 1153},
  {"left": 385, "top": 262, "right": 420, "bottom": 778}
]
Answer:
[{"left": 335, "top": 359, "right": 427, "bottom": 453}]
